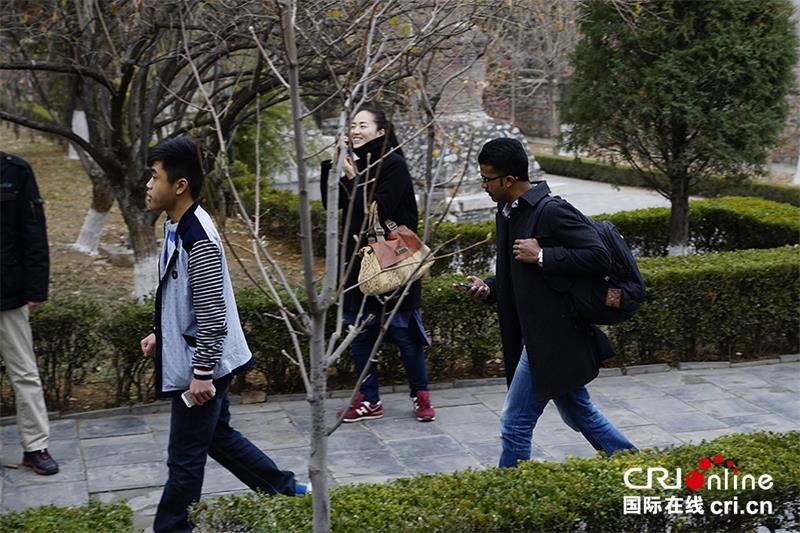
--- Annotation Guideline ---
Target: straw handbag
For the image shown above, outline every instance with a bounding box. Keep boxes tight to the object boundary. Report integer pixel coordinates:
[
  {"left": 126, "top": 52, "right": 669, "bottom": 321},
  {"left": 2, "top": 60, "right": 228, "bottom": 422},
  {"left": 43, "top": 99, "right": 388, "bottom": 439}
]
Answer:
[{"left": 357, "top": 201, "right": 433, "bottom": 296}]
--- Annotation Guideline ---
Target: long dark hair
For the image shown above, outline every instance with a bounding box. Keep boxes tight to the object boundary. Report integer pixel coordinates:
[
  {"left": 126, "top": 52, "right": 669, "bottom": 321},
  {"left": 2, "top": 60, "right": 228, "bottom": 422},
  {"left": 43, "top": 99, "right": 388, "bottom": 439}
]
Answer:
[{"left": 358, "top": 105, "right": 404, "bottom": 159}]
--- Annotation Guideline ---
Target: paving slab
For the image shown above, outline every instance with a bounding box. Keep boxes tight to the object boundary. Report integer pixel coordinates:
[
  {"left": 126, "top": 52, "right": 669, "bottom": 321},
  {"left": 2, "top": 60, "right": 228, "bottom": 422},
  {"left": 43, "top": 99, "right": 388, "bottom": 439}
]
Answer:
[
  {"left": 686, "top": 397, "right": 769, "bottom": 418},
  {"left": 87, "top": 461, "right": 166, "bottom": 493},
  {"left": 2, "top": 480, "right": 89, "bottom": 512},
  {"left": 80, "top": 433, "right": 160, "bottom": 467},
  {"left": 542, "top": 440, "right": 600, "bottom": 462},
  {"left": 402, "top": 451, "right": 483, "bottom": 475},
  {"left": 385, "top": 435, "right": 465, "bottom": 462},
  {"left": 79, "top": 416, "right": 151, "bottom": 439},
  {"left": 366, "top": 417, "right": 446, "bottom": 441}
]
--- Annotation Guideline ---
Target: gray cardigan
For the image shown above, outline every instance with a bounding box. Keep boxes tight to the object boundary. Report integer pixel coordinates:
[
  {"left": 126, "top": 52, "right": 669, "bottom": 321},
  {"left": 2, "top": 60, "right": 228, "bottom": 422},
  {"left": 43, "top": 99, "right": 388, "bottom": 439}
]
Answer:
[{"left": 154, "top": 203, "right": 252, "bottom": 396}]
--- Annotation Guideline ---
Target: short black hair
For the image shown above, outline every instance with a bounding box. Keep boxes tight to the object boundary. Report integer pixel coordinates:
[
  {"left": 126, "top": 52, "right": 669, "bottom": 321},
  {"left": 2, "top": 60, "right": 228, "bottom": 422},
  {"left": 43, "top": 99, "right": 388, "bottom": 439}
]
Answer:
[
  {"left": 477, "top": 138, "right": 529, "bottom": 182},
  {"left": 147, "top": 136, "right": 204, "bottom": 200}
]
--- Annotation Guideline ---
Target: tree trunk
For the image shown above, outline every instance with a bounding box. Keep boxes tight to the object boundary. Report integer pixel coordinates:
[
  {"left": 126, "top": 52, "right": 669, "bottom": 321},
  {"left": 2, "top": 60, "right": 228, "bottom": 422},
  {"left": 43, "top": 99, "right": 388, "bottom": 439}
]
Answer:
[
  {"left": 114, "top": 177, "right": 160, "bottom": 298},
  {"left": 549, "top": 78, "right": 561, "bottom": 156},
  {"left": 73, "top": 174, "right": 114, "bottom": 255},
  {"left": 667, "top": 171, "right": 690, "bottom": 256},
  {"left": 308, "top": 313, "right": 329, "bottom": 533},
  {"left": 421, "top": 115, "right": 436, "bottom": 242}
]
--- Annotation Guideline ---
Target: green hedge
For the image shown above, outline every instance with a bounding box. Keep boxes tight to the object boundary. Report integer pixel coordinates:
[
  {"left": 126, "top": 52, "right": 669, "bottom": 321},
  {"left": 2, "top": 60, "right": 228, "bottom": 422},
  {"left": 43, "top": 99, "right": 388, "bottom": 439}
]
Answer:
[
  {"left": 29, "top": 298, "right": 102, "bottom": 411},
  {"left": 535, "top": 153, "right": 800, "bottom": 206},
  {"left": 428, "top": 197, "right": 800, "bottom": 272},
  {"left": 230, "top": 165, "right": 327, "bottom": 256},
  {"left": 99, "top": 298, "right": 156, "bottom": 404},
  {"left": 597, "top": 196, "right": 800, "bottom": 257},
  {"left": 0, "top": 501, "right": 133, "bottom": 533},
  {"left": 190, "top": 431, "right": 800, "bottom": 532},
  {"left": 7, "top": 245, "right": 795, "bottom": 410},
  {"left": 611, "top": 245, "right": 800, "bottom": 363}
]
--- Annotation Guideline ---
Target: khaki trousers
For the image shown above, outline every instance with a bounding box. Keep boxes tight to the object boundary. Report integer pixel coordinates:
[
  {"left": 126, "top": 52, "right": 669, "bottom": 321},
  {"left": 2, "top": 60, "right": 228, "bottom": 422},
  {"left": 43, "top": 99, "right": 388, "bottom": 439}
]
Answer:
[{"left": 0, "top": 305, "right": 49, "bottom": 451}]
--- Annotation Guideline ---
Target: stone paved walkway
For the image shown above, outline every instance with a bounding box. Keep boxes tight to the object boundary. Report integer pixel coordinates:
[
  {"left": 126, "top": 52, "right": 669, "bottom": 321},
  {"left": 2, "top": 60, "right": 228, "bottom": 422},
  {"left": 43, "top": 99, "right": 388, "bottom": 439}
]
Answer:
[{"left": 1, "top": 360, "right": 798, "bottom": 531}]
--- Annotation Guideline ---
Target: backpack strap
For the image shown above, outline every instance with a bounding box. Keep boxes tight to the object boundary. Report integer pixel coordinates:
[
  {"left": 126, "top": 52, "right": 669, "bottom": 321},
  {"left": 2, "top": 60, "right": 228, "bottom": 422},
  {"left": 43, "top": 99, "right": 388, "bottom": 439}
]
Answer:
[{"left": 526, "top": 196, "right": 557, "bottom": 238}]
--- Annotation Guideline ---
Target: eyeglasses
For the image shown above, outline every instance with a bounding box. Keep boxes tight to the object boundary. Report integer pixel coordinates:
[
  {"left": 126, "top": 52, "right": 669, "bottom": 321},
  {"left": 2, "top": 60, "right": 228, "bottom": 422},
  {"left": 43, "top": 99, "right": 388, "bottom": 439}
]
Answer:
[{"left": 480, "top": 173, "right": 510, "bottom": 184}]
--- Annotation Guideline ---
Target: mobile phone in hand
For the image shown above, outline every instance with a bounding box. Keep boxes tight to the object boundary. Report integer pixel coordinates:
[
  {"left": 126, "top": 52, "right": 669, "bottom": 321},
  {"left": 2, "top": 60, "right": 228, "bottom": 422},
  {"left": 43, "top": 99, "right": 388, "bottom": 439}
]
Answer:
[
  {"left": 453, "top": 282, "right": 472, "bottom": 291},
  {"left": 181, "top": 390, "right": 195, "bottom": 408}
]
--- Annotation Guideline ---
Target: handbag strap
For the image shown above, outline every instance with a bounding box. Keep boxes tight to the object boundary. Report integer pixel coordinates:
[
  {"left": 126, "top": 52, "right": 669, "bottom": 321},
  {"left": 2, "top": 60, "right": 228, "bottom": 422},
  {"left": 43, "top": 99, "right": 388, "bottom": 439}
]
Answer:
[
  {"left": 367, "top": 201, "right": 401, "bottom": 243},
  {"left": 367, "top": 202, "right": 385, "bottom": 244}
]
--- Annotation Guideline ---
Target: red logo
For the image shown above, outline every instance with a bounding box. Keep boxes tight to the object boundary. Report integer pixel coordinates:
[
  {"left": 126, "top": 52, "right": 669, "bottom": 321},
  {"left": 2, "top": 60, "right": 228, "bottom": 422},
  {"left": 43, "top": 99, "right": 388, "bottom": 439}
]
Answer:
[{"left": 684, "top": 453, "right": 738, "bottom": 491}]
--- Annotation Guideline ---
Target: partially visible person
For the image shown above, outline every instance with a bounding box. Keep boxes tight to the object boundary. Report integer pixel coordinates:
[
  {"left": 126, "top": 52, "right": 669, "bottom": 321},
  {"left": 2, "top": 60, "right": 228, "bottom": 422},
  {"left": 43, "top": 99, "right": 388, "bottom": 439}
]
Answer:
[
  {"left": 462, "top": 138, "right": 635, "bottom": 467},
  {"left": 140, "top": 137, "right": 306, "bottom": 533},
  {"left": 320, "top": 106, "right": 435, "bottom": 423},
  {"left": 0, "top": 151, "right": 59, "bottom": 475}
]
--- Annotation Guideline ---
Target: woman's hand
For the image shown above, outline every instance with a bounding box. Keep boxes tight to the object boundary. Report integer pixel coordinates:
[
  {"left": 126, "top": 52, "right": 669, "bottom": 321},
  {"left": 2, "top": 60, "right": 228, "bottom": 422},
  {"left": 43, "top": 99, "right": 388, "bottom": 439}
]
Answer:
[{"left": 343, "top": 155, "right": 356, "bottom": 180}]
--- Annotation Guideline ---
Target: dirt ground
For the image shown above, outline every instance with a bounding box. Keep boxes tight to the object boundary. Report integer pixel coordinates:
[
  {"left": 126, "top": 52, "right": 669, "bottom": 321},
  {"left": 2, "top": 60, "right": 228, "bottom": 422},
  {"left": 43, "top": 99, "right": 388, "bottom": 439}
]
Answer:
[
  {"left": 0, "top": 126, "right": 314, "bottom": 302},
  {"left": 0, "top": 126, "right": 322, "bottom": 413}
]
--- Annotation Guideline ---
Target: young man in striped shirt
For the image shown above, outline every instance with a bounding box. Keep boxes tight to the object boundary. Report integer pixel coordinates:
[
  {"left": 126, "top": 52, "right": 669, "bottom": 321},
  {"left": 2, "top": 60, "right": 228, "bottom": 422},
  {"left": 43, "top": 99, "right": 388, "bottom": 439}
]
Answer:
[{"left": 140, "top": 137, "right": 307, "bottom": 532}]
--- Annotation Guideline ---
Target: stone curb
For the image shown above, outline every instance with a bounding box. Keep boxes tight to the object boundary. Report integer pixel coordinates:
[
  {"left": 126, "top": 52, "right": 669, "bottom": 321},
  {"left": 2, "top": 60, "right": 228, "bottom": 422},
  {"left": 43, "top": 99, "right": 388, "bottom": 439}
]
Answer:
[
  {"left": 2, "top": 358, "right": 797, "bottom": 426},
  {"left": 624, "top": 363, "right": 672, "bottom": 375},
  {"left": 677, "top": 361, "right": 731, "bottom": 370},
  {"left": 730, "top": 358, "right": 782, "bottom": 368}
]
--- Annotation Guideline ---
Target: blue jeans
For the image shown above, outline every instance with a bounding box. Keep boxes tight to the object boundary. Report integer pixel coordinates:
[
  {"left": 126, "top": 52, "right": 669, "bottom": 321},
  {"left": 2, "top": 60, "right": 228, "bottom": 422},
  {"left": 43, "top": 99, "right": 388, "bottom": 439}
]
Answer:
[
  {"left": 499, "top": 348, "right": 635, "bottom": 468},
  {"left": 350, "top": 320, "right": 429, "bottom": 403},
  {"left": 153, "top": 377, "right": 296, "bottom": 532}
]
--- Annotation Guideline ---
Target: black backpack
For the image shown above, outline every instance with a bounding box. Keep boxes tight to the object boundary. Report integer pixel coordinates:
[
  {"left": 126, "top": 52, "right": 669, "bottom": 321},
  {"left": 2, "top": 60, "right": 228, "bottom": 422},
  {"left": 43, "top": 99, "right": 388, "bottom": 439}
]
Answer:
[{"left": 532, "top": 197, "right": 645, "bottom": 326}]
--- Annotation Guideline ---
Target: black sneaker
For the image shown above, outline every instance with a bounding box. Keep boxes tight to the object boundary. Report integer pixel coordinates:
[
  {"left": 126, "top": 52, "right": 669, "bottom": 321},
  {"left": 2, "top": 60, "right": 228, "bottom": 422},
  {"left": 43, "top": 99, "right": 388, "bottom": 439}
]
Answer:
[{"left": 22, "top": 449, "right": 59, "bottom": 475}]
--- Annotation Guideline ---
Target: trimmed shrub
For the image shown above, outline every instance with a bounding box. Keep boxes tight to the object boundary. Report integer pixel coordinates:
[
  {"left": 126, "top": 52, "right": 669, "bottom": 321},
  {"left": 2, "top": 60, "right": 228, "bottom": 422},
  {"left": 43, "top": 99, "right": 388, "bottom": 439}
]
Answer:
[
  {"left": 427, "top": 197, "right": 799, "bottom": 273},
  {"left": 12, "top": 246, "right": 796, "bottom": 408},
  {"left": 423, "top": 275, "right": 502, "bottom": 378},
  {"left": 99, "top": 299, "right": 155, "bottom": 405},
  {"left": 597, "top": 196, "right": 800, "bottom": 257},
  {"left": 427, "top": 218, "right": 495, "bottom": 277},
  {"left": 29, "top": 298, "right": 101, "bottom": 410},
  {"left": 428, "top": 247, "right": 799, "bottom": 370},
  {"left": 230, "top": 166, "right": 327, "bottom": 256},
  {"left": 611, "top": 245, "right": 800, "bottom": 364},
  {"left": 535, "top": 153, "right": 800, "bottom": 206},
  {"left": 0, "top": 500, "right": 133, "bottom": 532},
  {"left": 236, "top": 288, "right": 312, "bottom": 394},
  {"left": 190, "top": 431, "right": 800, "bottom": 533}
]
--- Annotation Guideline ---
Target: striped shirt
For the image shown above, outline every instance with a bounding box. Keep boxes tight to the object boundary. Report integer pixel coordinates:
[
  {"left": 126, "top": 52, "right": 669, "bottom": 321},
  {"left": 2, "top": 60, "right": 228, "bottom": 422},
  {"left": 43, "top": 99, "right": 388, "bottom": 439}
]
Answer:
[{"left": 187, "top": 240, "right": 228, "bottom": 377}]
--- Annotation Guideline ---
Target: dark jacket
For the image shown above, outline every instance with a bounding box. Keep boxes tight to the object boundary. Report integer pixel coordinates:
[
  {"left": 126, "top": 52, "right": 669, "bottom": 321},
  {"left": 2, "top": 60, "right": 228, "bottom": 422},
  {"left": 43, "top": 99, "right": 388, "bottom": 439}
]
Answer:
[
  {"left": 485, "top": 181, "right": 612, "bottom": 399},
  {"left": 320, "top": 136, "right": 421, "bottom": 317},
  {"left": 0, "top": 152, "right": 49, "bottom": 311}
]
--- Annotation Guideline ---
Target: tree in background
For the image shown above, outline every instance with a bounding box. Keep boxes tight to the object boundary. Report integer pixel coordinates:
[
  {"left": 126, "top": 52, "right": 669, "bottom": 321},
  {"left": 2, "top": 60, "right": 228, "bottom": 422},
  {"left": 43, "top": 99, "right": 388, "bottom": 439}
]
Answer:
[
  {"left": 481, "top": 0, "right": 579, "bottom": 146},
  {"left": 562, "top": 0, "right": 798, "bottom": 254}
]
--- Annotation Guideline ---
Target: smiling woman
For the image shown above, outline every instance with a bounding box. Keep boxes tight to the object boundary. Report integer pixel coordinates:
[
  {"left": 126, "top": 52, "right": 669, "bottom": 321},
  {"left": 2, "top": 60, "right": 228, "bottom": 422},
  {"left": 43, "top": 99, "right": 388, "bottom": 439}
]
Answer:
[{"left": 320, "top": 105, "right": 435, "bottom": 424}]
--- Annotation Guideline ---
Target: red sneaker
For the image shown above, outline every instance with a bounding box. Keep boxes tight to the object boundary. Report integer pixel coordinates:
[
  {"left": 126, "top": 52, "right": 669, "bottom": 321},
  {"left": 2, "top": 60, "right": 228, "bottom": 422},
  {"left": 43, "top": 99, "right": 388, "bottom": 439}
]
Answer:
[
  {"left": 412, "top": 390, "right": 436, "bottom": 422},
  {"left": 338, "top": 392, "right": 384, "bottom": 423}
]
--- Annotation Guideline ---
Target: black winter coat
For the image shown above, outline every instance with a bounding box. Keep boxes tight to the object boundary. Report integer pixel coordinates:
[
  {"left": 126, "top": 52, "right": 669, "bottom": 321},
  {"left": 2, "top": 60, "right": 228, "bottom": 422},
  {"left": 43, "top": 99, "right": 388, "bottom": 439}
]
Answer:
[
  {"left": 0, "top": 152, "right": 49, "bottom": 311},
  {"left": 485, "top": 181, "right": 614, "bottom": 399},
  {"left": 320, "top": 136, "right": 421, "bottom": 317}
]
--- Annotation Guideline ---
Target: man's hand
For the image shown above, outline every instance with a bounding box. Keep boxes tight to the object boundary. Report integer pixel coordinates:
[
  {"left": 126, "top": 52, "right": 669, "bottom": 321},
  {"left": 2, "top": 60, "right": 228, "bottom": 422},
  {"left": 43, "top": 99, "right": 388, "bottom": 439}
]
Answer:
[
  {"left": 513, "top": 238, "right": 542, "bottom": 264},
  {"left": 464, "top": 275, "right": 490, "bottom": 303},
  {"left": 140, "top": 333, "right": 156, "bottom": 358},
  {"left": 189, "top": 378, "right": 216, "bottom": 406},
  {"left": 26, "top": 301, "right": 44, "bottom": 309}
]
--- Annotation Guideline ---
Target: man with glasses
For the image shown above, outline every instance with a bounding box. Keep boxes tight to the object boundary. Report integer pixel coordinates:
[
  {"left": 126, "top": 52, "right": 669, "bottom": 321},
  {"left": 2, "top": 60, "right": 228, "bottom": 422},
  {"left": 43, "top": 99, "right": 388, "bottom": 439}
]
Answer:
[{"left": 461, "top": 137, "right": 635, "bottom": 467}]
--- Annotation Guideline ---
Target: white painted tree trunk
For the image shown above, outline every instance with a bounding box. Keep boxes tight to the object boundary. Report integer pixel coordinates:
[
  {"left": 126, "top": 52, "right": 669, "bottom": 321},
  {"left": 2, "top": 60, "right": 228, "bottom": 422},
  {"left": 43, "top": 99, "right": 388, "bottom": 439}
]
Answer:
[
  {"left": 67, "top": 110, "right": 89, "bottom": 160},
  {"left": 794, "top": 148, "right": 800, "bottom": 185},
  {"left": 133, "top": 253, "right": 159, "bottom": 300},
  {"left": 71, "top": 208, "right": 107, "bottom": 255}
]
